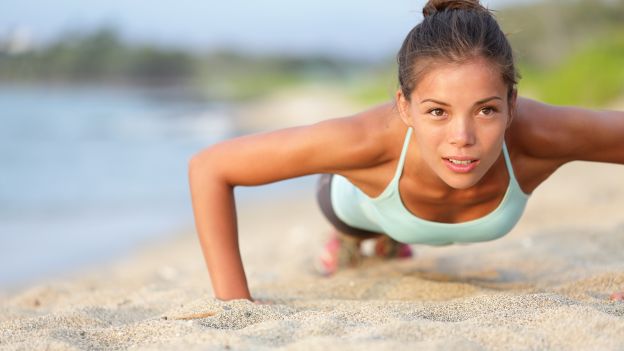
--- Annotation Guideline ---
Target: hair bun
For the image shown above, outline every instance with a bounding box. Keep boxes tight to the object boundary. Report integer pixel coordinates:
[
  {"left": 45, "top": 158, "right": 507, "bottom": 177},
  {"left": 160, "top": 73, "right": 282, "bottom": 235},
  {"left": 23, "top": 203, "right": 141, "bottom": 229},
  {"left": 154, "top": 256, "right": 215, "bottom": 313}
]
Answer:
[{"left": 423, "top": 0, "right": 487, "bottom": 17}]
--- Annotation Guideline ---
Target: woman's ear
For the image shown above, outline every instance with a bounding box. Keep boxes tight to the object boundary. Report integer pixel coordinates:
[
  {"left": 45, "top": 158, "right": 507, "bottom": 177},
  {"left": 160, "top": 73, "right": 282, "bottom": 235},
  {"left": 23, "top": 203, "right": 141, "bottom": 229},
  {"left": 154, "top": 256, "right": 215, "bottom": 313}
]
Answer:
[
  {"left": 396, "top": 89, "right": 413, "bottom": 127},
  {"left": 507, "top": 88, "right": 518, "bottom": 129}
]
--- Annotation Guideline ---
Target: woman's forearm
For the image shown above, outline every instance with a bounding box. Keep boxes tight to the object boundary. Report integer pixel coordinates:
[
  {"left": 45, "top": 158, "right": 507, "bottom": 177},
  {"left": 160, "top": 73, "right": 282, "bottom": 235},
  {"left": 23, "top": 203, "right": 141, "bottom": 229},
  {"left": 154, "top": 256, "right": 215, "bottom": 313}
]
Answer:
[{"left": 188, "top": 156, "right": 251, "bottom": 301}]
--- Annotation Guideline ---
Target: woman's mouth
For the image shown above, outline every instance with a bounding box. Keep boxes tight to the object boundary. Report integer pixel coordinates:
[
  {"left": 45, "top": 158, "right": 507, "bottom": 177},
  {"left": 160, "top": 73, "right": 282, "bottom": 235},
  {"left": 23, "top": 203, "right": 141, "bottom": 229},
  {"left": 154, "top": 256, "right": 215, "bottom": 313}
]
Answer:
[{"left": 443, "top": 157, "right": 479, "bottom": 173}]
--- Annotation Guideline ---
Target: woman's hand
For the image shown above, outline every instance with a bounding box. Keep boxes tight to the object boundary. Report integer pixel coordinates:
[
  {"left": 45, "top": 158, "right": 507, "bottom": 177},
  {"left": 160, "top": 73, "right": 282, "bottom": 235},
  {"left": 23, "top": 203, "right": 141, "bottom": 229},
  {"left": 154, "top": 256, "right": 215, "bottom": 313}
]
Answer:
[{"left": 609, "top": 291, "right": 624, "bottom": 301}]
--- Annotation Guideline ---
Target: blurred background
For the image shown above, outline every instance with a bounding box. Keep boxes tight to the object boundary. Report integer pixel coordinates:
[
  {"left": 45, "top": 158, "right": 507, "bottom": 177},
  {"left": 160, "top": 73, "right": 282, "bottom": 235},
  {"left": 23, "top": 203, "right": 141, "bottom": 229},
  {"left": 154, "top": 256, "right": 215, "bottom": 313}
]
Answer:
[{"left": 1, "top": 0, "right": 623, "bottom": 291}]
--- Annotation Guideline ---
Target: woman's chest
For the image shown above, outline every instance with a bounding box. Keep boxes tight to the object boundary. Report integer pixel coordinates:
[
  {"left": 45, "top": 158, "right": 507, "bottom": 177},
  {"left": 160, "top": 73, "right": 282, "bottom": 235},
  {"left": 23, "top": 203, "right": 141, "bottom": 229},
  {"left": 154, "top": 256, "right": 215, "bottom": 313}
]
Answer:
[
  {"left": 397, "top": 175, "right": 509, "bottom": 223},
  {"left": 343, "top": 158, "right": 511, "bottom": 224}
]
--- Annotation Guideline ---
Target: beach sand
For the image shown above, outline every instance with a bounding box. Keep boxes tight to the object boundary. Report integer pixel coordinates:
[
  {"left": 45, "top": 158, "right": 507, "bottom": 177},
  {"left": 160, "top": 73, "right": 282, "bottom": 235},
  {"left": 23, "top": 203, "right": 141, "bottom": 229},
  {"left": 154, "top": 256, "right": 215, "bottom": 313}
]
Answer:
[{"left": 2, "top": 161, "right": 624, "bottom": 350}]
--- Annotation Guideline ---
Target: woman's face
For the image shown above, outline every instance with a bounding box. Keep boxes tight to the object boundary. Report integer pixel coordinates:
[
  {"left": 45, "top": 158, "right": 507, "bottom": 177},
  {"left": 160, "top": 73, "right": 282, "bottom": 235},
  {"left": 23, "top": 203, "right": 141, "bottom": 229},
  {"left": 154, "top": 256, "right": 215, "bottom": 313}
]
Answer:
[{"left": 397, "top": 58, "right": 515, "bottom": 190}]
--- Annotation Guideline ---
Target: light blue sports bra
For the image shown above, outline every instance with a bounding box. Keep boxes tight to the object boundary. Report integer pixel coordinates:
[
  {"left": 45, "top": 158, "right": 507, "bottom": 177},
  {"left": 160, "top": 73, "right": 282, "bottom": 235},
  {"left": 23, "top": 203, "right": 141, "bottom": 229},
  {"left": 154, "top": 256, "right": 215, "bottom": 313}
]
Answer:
[{"left": 330, "top": 126, "right": 530, "bottom": 246}]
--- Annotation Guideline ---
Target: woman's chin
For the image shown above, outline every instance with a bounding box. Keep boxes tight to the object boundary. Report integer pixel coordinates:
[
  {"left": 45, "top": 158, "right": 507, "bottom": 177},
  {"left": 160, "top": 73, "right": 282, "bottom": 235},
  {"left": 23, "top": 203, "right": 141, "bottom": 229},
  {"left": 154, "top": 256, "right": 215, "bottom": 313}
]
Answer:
[
  {"left": 441, "top": 173, "right": 483, "bottom": 190},
  {"left": 437, "top": 159, "right": 490, "bottom": 190}
]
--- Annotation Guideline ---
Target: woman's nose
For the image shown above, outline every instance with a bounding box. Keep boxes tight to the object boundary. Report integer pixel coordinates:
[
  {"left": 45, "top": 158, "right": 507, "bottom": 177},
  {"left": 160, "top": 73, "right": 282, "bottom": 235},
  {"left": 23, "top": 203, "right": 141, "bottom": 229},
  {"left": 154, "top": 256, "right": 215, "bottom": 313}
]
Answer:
[{"left": 448, "top": 117, "right": 476, "bottom": 147}]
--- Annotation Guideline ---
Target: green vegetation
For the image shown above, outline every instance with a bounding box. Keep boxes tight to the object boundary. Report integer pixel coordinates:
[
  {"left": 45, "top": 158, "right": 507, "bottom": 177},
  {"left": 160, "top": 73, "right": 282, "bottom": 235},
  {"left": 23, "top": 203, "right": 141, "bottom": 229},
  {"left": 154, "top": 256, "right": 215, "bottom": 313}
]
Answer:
[
  {"left": 346, "top": 0, "right": 624, "bottom": 107},
  {"left": 343, "top": 61, "right": 398, "bottom": 105},
  {"left": 0, "top": 28, "right": 197, "bottom": 85},
  {"left": 1, "top": 0, "right": 623, "bottom": 106},
  {"left": 499, "top": 0, "right": 624, "bottom": 106},
  {"left": 518, "top": 33, "right": 624, "bottom": 106},
  {"left": 193, "top": 51, "right": 364, "bottom": 101},
  {"left": 323, "top": 0, "right": 624, "bottom": 107},
  {"left": 0, "top": 27, "right": 366, "bottom": 101}
]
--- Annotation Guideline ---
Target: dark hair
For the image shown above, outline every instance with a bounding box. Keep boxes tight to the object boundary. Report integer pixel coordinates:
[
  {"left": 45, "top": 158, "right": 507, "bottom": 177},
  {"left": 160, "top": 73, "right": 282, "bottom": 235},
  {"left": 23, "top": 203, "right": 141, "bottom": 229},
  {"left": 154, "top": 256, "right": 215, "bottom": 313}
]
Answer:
[{"left": 397, "top": 0, "right": 519, "bottom": 102}]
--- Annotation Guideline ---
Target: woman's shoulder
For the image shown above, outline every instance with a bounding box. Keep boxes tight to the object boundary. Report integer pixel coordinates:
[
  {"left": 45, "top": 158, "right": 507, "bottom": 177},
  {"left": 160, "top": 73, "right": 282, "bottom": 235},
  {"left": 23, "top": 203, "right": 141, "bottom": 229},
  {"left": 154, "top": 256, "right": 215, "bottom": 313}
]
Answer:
[
  {"left": 284, "top": 100, "right": 404, "bottom": 174},
  {"left": 507, "top": 97, "right": 565, "bottom": 159},
  {"left": 346, "top": 101, "right": 409, "bottom": 163},
  {"left": 325, "top": 100, "right": 409, "bottom": 193},
  {"left": 505, "top": 96, "right": 584, "bottom": 193},
  {"left": 352, "top": 100, "right": 405, "bottom": 134}
]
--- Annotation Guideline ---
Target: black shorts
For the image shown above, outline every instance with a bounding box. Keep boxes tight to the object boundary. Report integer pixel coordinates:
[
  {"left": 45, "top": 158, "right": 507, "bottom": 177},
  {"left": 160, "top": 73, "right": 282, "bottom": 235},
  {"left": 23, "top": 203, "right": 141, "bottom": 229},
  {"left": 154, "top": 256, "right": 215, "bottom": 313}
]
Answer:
[{"left": 315, "top": 173, "right": 382, "bottom": 239}]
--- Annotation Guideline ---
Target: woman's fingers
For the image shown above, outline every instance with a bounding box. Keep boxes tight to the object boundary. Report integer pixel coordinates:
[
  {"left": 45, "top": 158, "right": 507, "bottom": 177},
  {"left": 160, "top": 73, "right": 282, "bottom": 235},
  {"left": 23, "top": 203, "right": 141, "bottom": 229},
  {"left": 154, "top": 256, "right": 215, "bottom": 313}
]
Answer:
[{"left": 609, "top": 291, "right": 624, "bottom": 301}]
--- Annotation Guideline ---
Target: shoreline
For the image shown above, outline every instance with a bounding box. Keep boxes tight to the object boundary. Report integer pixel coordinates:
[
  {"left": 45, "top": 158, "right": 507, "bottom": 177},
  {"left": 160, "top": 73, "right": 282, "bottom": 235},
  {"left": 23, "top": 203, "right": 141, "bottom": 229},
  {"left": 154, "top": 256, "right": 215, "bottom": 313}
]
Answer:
[{"left": 0, "top": 174, "right": 319, "bottom": 295}]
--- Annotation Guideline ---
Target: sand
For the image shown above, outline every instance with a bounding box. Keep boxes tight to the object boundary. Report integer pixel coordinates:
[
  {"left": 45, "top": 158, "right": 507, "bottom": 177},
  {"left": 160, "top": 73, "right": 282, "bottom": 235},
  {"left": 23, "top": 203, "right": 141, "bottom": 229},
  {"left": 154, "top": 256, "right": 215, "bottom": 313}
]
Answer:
[{"left": 2, "top": 161, "right": 624, "bottom": 350}]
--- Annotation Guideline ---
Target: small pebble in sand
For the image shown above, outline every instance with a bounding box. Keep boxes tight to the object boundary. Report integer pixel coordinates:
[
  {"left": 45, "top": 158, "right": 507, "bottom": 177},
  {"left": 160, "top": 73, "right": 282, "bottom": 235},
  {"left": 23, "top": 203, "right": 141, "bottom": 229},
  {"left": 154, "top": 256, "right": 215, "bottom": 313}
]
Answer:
[{"left": 171, "top": 311, "right": 218, "bottom": 320}]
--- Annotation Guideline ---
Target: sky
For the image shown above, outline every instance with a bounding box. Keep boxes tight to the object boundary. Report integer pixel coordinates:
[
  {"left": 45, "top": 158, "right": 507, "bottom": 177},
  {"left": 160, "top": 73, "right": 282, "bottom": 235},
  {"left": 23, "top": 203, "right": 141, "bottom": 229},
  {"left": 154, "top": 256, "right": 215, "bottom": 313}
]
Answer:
[{"left": 1, "top": 0, "right": 539, "bottom": 60}]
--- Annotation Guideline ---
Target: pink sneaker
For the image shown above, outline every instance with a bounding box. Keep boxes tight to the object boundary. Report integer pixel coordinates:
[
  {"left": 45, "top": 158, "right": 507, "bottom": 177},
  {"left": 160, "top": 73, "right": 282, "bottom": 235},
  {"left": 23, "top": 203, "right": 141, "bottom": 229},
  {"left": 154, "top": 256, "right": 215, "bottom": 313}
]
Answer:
[
  {"left": 373, "top": 235, "right": 413, "bottom": 259},
  {"left": 314, "top": 233, "right": 363, "bottom": 276}
]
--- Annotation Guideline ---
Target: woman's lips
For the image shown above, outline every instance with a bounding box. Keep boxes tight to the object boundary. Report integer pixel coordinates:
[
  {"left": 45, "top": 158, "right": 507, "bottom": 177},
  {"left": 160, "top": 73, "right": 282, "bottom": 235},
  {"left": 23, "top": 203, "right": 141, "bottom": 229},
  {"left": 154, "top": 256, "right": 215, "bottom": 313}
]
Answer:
[
  {"left": 443, "top": 157, "right": 480, "bottom": 173},
  {"left": 444, "top": 156, "right": 478, "bottom": 161}
]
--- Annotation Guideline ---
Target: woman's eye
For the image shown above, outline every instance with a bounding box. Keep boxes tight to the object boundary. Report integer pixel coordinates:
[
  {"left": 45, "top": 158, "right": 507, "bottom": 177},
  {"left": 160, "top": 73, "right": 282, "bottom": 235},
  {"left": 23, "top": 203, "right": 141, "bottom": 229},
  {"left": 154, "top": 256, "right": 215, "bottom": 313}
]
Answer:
[
  {"left": 428, "top": 108, "right": 445, "bottom": 118},
  {"left": 480, "top": 107, "right": 497, "bottom": 116}
]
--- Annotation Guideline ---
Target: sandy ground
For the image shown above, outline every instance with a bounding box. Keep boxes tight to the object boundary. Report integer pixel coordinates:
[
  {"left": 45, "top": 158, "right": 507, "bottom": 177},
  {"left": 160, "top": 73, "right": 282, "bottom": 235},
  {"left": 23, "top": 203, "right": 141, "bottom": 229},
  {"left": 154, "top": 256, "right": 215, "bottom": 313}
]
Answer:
[{"left": 1, "top": 160, "right": 624, "bottom": 350}]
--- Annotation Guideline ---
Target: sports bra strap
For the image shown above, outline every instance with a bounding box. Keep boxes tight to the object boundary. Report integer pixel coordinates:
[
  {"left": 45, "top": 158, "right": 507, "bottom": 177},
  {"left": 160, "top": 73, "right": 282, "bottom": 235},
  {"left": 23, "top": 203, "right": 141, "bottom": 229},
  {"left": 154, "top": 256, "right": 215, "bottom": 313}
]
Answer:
[
  {"left": 392, "top": 127, "right": 519, "bottom": 188},
  {"left": 502, "top": 141, "right": 518, "bottom": 184},
  {"left": 392, "top": 126, "right": 413, "bottom": 184}
]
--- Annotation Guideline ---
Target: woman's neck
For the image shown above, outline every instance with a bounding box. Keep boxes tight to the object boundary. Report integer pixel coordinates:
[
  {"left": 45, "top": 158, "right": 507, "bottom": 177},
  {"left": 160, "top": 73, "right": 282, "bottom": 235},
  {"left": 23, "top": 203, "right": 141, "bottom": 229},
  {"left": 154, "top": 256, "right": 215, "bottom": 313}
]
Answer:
[{"left": 402, "top": 147, "right": 508, "bottom": 203}]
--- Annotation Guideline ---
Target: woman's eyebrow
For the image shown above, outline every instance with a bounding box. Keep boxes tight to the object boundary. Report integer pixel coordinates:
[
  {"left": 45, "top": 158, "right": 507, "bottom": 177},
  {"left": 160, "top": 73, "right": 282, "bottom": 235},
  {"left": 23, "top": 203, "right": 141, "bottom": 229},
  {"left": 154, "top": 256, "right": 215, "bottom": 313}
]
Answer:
[
  {"left": 474, "top": 96, "right": 503, "bottom": 105},
  {"left": 420, "top": 96, "right": 503, "bottom": 106}
]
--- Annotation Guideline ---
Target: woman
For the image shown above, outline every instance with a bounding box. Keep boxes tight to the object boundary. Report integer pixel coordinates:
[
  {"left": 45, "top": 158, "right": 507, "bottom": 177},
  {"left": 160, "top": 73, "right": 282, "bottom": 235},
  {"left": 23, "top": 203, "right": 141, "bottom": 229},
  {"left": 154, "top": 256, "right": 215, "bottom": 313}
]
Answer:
[{"left": 188, "top": 0, "right": 624, "bottom": 302}]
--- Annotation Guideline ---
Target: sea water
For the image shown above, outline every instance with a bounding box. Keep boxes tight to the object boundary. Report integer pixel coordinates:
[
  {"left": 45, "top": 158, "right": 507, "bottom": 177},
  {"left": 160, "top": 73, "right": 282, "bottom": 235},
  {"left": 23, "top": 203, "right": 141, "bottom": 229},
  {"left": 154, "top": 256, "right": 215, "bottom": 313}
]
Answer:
[{"left": 0, "top": 84, "right": 316, "bottom": 290}]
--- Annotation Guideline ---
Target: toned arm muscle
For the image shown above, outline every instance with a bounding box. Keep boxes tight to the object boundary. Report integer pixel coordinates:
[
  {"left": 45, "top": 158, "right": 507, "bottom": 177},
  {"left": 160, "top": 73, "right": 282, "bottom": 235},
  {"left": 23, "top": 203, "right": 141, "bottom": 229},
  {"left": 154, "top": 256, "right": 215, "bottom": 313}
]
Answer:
[
  {"left": 188, "top": 107, "right": 390, "bottom": 300},
  {"left": 191, "top": 114, "right": 386, "bottom": 186},
  {"left": 516, "top": 97, "right": 624, "bottom": 165}
]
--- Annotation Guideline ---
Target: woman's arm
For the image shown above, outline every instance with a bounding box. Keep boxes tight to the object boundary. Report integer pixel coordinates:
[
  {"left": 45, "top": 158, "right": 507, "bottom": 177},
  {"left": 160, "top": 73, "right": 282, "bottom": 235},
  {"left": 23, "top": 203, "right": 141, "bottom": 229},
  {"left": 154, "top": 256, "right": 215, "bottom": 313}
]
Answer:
[
  {"left": 188, "top": 109, "right": 389, "bottom": 301},
  {"left": 187, "top": 166, "right": 250, "bottom": 300},
  {"left": 515, "top": 97, "right": 624, "bottom": 165}
]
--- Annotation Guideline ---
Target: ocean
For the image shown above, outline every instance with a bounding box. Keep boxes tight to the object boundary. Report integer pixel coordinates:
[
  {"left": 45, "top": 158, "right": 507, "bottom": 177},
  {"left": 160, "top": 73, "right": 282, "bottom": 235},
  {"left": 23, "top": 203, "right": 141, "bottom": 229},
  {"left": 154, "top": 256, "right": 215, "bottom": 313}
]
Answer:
[{"left": 0, "top": 84, "right": 316, "bottom": 290}]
